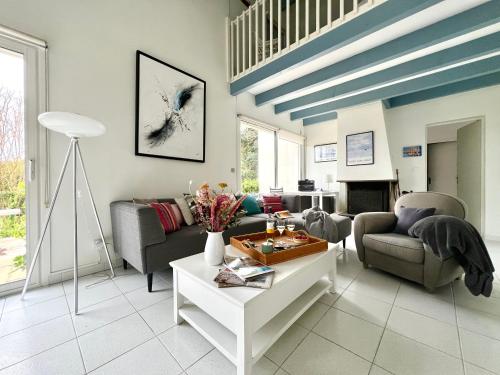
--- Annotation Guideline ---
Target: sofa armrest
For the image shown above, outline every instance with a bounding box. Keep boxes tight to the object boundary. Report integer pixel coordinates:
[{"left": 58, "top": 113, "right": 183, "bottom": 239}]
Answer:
[
  {"left": 110, "top": 201, "right": 166, "bottom": 273},
  {"left": 353, "top": 212, "right": 397, "bottom": 262}
]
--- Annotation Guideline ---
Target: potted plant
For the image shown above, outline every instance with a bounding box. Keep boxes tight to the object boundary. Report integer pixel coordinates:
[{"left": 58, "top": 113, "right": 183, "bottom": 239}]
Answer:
[{"left": 192, "top": 182, "right": 246, "bottom": 265}]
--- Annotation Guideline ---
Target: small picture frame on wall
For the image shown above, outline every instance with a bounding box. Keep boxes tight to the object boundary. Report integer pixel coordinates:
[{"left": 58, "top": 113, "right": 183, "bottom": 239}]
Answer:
[
  {"left": 314, "top": 143, "right": 337, "bottom": 162},
  {"left": 402, "top": 145, "right": 422, "bottom": 158},
  {"left": 346, "top": 131, "right": 374, "bottom": 166}
]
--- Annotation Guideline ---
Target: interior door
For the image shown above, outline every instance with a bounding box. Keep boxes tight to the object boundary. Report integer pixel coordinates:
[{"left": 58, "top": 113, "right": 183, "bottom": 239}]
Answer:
[
  {"left": 457, "top": 121, "right": 482, "bottom": 232},
  {"left": 427, "top": 142, "right": 457, "bottom": 196}
]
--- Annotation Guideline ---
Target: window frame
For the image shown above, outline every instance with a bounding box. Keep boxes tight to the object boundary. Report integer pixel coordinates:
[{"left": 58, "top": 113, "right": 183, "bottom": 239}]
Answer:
[{"left": 238, "top": 116, "right": 304, "bottom": 194}]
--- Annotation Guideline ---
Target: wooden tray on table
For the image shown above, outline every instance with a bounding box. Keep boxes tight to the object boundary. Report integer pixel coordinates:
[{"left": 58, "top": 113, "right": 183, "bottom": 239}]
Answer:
[{"left": 230, "top": 230, "right": 328, "bottom": 265}]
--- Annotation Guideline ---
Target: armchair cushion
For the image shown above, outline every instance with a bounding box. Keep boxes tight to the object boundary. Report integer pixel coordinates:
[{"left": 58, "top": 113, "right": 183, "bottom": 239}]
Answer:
[
  {"left": 393, "top": 207, "right": 435, "bottom": 235},
  {"left": 363, "top": 233, "right": 425, "bottom": 264}
]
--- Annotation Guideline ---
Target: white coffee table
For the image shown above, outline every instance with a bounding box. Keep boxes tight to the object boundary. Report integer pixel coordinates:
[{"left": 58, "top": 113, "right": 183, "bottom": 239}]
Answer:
[{"left": 170, "top": 243, "right": 337, "bottom": 375}]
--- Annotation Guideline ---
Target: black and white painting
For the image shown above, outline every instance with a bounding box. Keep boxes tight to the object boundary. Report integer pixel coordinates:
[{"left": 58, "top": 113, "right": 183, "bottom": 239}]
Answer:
[
  {"left": 135, "top": 50, "right": 206, "bottom": 162},
  {"left": 346, "top": 131, "right": 374, "bottom": 166}
]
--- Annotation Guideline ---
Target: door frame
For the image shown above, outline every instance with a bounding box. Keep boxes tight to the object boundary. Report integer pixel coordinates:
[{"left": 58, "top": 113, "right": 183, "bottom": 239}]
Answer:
[
  {"left": 425, "top": 116, "right": 485, "bottom": 235},
  {"left": 0, "top": 30, "right": 48, "bottom": 295}
]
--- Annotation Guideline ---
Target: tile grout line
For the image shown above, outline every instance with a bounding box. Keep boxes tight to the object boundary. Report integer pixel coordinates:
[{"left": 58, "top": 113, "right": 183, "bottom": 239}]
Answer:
[
  {"left": 62, "top": 277, "right": 88, "bottom": 375},
  {"left": 452, "top": 281, "right": 467, "bottom": 375},
  {"left": 267, "top": 254, "right": 360, "bottom": 371},
  {"left": 367, "top": 282, "right": 401, "bottom": 374},
  {"left": 183, "top": 347, "right": 217, "bottom": 373},
  {"left": 119, "top": 283, "right": 185, "bottom": 373},
  {"left": 0, "top": 336, "right": 78, "bottom": 373},
  {"left": 1, "top": 287, "right": 65, "bottom": 314}
]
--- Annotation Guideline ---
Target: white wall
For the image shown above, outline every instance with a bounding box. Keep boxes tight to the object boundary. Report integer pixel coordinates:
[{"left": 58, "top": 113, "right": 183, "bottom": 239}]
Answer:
[
  {"left": 385, "top": 84, "right": 500, "bottom": 240},
  {"left": 236, "top": 92, "right": 303, "bottom": 134},
  {"left": 0, "top": 0, "right": 300, "bottom": 282},
  {"left": 337, "top": 101, "right": 395, "bottom": 181},
  {"left": 304, "top": 120, "right": 339, "bottom": 191}
]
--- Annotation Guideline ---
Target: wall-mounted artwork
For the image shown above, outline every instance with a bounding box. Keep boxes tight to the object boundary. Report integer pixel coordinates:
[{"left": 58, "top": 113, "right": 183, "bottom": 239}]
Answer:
[
  {"left": 314, "top": 143, "right": 337, "bottom": 162},
  {"left": 346, "top": 131, "right": 374, "bottom": 166},
  {"left": 402, "top": 145, "right": 422, "bottom": 158},
  {"left": 135, "top": 50, "right": 206, "bottom": 162}
]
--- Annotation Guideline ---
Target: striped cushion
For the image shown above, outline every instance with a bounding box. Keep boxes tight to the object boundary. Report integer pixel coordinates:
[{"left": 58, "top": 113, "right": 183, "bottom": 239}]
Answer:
[
  {"left": 150, "top": 202, "right": 181, "bottom": 233},
  {"left": 170, "top": 203, "right": 184, "bottom": 226},
  {"left": 262, "top": 195, "right": 284, "bottom": 213}
]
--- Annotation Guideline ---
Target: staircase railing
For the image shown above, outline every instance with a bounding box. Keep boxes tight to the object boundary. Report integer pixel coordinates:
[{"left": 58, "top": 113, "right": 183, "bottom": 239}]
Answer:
[{"left": 227, "top": 0, "right": 385, "bottom": 82}]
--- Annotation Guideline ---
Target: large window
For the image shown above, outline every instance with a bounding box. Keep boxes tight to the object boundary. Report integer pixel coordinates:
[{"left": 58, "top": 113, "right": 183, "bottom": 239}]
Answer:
[
  {"left": 239, "top": 118, "right": 303, "bottom": 194},
  {"left": 278, "top": 137, "right": 301, "bottom": 192}
]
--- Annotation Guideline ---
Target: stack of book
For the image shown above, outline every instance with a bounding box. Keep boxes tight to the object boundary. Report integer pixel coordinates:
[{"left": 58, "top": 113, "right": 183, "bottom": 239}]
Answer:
[{"left": 214, "top": 255, "right": 275, "bottom": 289}]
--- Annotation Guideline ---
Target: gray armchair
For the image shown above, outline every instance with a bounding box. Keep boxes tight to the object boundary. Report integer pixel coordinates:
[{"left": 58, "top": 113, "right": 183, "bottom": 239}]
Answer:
[{"left": 354, "top": 192, "right": 466, "bottom": 291}]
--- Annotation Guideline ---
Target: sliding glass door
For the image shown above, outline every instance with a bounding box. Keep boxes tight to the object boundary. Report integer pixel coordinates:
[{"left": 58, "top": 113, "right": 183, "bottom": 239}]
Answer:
[{"left": 0, "top": 33, "right": 46, "bottom": 294}]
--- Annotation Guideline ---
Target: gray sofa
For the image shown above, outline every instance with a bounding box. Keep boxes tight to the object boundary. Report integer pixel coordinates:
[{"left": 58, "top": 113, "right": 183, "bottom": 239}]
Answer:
[
  {"left": 110, "top": 195, "right": 306, "bottom": 291},
  {"left": 354, "top": 192, "right": 466, "bottom": 292}
]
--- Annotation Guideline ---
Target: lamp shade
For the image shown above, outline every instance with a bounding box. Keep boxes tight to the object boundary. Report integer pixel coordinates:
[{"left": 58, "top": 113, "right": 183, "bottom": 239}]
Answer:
[
  {"left": 324, "top": 174, "right": 334, "bottom": 183},
  {"left": 38, "top": 112, "right": 106, "bottom": 138}
]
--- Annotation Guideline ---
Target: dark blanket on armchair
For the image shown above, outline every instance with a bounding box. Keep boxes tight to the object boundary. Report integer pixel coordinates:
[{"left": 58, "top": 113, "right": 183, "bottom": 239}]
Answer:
[{"left": 408, "top": 215, "right": 495, "bottom": 297}]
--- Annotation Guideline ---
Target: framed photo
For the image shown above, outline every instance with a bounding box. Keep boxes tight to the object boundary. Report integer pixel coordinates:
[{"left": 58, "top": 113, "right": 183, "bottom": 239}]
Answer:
[
  {"left": 402, "top": 145, "right": 422, "bottom": 158},
  {"left": 135, "top": 50, "right": 206, "bottom": 162},
  {"left": 346, "top": 131, "right": 374, "bottom": 166},
  {"left": 314, "top": 143, "right": 337, "bottom": 162}
]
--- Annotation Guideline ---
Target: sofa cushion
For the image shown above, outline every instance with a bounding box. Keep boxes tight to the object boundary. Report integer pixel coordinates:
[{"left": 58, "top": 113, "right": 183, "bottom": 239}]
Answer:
[
  {"left": 363, "top": 233, "right": 425, "bottom": 264},
  {"left": 149, "top": 202, "right": 181, "bottom": 233},
  {"left": 393, "top": 207, "right": 435, "bottom": 235},
  {"left": 241, "top": 196, "right": 262, "bottom": 215},
  {"left": 262, "top": 195, "right": 284, "bottom": 213},
  {"left": 174, "top": 198, "right": 195, "bottom": 225}
]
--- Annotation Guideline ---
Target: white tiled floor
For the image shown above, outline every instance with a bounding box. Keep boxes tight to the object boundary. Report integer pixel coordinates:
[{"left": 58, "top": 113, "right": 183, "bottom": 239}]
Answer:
[{"left": 0, "top": 237, "right": 498, "bottom": 375}]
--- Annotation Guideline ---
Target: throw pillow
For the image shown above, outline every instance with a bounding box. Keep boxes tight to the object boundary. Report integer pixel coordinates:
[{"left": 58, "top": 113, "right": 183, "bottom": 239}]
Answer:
[
  {"left": 174, "top": 198, "right": 195, "bottom": 225},
  {"left": 393, "top": 207, "right": 436, "bottom": 235},
  {"left": 133, "top": 198, "right": 158, "bottom": 205},
  {"left": 170, "top": 203, "right": 184, "bottom": 227},
  {"left": 241, "top": 195, "right": 262, "bottom": 215},
  {"left": 183, "top": 193, "right": 198, "bottom": 218},
  {"left": 150, "top": 202, "right": 181, "bottom": 233},
  {"left": 262, "top": 195, "right": 284, "bottom": 214}
]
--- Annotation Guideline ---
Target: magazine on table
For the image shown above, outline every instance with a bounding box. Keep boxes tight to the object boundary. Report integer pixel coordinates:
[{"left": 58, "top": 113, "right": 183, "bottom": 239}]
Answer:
[
  {"left": 274, "top": 210, "right": 292, "bottom": 219},
  {"left": 223, "top": 255, "right": 274, "bottom": 281},
  {"left": 214, "top": 268, "right": 274, "bottom": 289}
]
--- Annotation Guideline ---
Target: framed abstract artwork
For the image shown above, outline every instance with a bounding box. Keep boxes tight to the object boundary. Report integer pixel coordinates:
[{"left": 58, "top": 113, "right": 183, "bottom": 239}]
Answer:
[
  {"left": 135, "top": 50, "right": 206, "bottom": 162},
  {"left": 314, "top": 143, "right": 337, "bottom": 162},
  {"left": 346, "top": 131, "right": 374, "bottom": 166}
]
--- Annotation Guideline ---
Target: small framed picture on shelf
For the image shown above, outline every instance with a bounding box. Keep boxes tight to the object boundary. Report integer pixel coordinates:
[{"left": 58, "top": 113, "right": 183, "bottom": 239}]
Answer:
[
  {"left": 346, "top": 131, "right": 374, "bottom": 166},
  {"left": 314, "top": 143, "right": 337, "bottom": 162}
]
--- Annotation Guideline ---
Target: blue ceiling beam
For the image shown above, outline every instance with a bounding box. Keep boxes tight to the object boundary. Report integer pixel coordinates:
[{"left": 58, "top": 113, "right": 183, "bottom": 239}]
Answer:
[
  {"left": 230, "top": 0, "right": 443, "bottom": 96},
  {"left": 275, "top": 32, "right": 500, "bottom": 114},
  {"left": 255, "top": 1, "right": 500, "bottom": 106},
  {"left": 387, "top": 72, "right": 500, "bottom": 108},
  {"left": 289, "top": 54, "right": 500, "bottom": 120},
  {"left": 303, "top": 112, "right": 338, "bottom": 126}
]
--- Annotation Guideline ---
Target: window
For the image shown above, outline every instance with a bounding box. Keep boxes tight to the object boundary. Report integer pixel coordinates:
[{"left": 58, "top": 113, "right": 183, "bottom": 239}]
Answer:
[
  {"left": 239, "top": 117, "right": 303, "bottom": 194},
  {"left": 278, "top": 138, "right": 301, "bottom": 192}
]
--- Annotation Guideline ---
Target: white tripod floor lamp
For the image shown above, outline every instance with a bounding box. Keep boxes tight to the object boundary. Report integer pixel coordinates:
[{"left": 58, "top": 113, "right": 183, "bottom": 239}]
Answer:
[{"left": 21, "top": 112, "right": 115, "bottom": 315}]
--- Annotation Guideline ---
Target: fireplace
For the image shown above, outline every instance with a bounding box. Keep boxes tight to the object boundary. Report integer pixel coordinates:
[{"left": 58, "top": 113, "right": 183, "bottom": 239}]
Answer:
[{"left": 345, "top": 181, "right": 391, "bottom": 216}]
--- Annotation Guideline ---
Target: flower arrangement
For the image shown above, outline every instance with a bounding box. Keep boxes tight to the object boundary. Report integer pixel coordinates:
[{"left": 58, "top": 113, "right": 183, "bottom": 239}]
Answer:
[{"left": 192, "top": 182, "right": 247, "bottom": 233}]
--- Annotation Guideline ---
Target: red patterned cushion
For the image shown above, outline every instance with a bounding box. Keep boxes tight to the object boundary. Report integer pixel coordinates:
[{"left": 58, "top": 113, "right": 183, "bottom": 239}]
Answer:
[
  {"left": 150, "top": 203, "right": 181, "bottom": 233},
  {"left": 170, "top": 203, "right": 184, "bottom": 226},
  {"left": 262, "top": 195, "right": 284, "bottom": 213}
]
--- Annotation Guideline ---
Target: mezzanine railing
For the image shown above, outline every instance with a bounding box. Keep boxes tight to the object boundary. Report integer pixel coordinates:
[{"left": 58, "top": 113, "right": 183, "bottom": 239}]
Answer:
[{"left": 227, "top": 0, "right": 385, "bottom": 82}]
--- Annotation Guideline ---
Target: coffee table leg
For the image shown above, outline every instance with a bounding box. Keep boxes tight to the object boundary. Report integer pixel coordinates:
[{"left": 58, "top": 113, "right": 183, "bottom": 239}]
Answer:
[
  {"left": 173, "top": 269, "right": 185, "bottom": 324},
  {"left": 329, "top": 246, "right": 337, "bottom": 294},
  {"left": 237, "top": 316, "right": 252, "bottom": 375}
]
